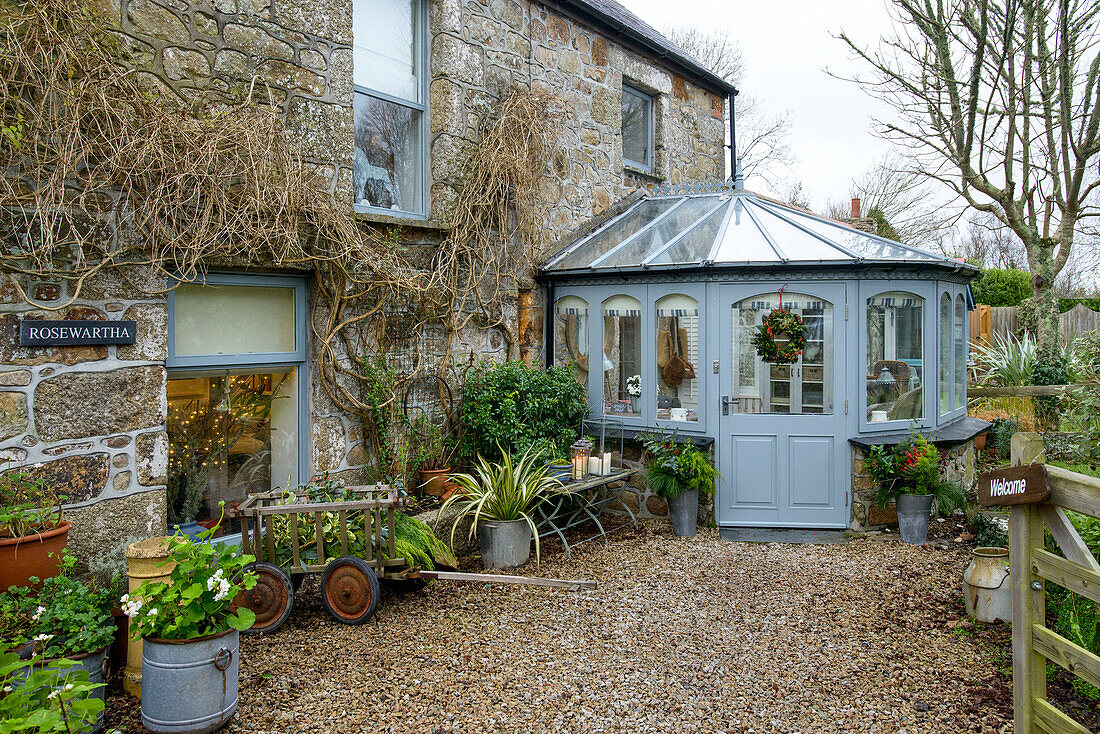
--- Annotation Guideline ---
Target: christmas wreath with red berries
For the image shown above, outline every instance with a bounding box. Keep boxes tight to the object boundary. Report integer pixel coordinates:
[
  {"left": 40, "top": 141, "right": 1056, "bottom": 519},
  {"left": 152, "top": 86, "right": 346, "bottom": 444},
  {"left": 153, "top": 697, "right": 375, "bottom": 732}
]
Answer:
[{"left": 751, "top": 309, "right": 806, "bottom": 364}]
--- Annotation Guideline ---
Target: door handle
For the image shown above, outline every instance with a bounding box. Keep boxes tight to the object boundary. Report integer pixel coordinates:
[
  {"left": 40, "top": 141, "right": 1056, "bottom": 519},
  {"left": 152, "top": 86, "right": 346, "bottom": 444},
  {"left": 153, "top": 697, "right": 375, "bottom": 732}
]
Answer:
[{"left": 722, "top": 395, "right": 730, "bottom": 415}]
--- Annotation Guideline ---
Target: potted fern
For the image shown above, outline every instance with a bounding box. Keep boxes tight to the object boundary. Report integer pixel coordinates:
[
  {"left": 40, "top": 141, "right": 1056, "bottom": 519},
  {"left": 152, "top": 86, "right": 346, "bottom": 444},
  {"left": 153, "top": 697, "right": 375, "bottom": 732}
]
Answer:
[
  {"left": 642, "top": 432, "right": 718, "bottom": 537},
  {"left": 440, "top": 446, "right": 562, "bottom": 569}
]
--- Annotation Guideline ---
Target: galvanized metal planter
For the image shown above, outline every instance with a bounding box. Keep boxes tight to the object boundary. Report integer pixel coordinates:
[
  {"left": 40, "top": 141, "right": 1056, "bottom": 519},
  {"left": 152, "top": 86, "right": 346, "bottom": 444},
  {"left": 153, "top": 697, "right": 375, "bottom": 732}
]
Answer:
[
  {"left": 668, "top": 490, "right": 699, "bottom": 537},
  {"left": 478, "top": 519, "right": 532, "bottom": 569},
  {"left": 896, "top": 493, "right": 934, "bottom": 545},
  {"left": 141, "top": 629, "right": 238, "bottom": 734}
]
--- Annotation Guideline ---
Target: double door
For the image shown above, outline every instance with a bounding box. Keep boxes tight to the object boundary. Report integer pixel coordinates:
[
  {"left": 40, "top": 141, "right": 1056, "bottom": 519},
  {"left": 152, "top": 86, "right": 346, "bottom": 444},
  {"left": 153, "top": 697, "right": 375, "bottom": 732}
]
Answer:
[{"left": 712, "top": 283, "right": 848, "bottom": 528}]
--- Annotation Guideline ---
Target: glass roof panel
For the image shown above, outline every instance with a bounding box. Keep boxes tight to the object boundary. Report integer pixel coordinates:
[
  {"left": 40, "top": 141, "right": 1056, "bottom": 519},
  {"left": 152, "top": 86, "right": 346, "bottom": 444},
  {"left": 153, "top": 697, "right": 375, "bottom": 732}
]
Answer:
[
  {"left": 648, "top": 200, "right": 731, "bottom": 265},
  {"left": 551, "top": 198, "right": 677, "bottom": 270},
  {"left": 772, "top": 205, "right": 937, "bottom": 261},
  {"left": 711, "top": 197, "right": 784, "bottom": 262},
  {"left": 595, "top": 196, "right": 725, "bottom": 268},
  {"left": 745, "top": 204, "right": 857, "bottom": 262}
]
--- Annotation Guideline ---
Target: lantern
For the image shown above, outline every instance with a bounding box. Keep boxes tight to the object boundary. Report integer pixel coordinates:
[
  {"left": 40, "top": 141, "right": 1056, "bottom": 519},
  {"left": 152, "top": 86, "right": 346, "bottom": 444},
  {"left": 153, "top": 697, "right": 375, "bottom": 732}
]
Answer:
[{"left": 570, "top": 438, "right": 593, "bottom": 481}]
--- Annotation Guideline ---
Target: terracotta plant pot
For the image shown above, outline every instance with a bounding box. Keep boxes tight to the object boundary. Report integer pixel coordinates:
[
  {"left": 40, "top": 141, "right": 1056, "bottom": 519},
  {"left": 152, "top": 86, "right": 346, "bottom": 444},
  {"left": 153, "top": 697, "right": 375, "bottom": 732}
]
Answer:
[
  {"left": 974, "top": 432, "right": 987, "bottom": 451},
  {"left": 0, "top": 520, "right": 72, "bottom": 591},
  {"left": 418, "top": 468, "right": 454, "bottom": 497}
]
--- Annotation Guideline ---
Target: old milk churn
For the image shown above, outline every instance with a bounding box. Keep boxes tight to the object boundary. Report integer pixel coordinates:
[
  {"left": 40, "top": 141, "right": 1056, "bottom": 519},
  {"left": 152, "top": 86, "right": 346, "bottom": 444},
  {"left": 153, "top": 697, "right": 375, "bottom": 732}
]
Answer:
[{"left": 963, "top": 546, "right": 1012, "bottom": 623}]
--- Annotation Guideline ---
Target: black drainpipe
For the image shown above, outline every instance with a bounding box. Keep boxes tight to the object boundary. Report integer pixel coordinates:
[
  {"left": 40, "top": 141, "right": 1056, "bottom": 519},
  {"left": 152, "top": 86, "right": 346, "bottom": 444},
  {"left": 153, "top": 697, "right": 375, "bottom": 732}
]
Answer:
[
  {"left": 544, "top": 279, "right": 555, "bottom": 370},
  {"left": 728, "top": 90, "right": 739, "bottom": 181}
]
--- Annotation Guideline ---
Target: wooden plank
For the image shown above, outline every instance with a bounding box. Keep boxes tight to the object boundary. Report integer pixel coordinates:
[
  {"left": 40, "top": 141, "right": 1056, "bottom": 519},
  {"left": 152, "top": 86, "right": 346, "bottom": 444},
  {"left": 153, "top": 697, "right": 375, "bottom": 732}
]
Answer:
[
  {"left": 969, "top": 385, "right": 1079, "bottom": 398},
  {"left": 1011, "top": 504, "right": 1048, "bottom": 731},
  {"left": 248, "top": 497, "right": 396, "bottom": 515},
  {"left": 1044, "top": 465, "right": 1100, "bottom": 518},
  {"left": 1012, "top": 432, "right": 1047, "bottom": 468},
  {"left": 315, "top": 511, "right": 324, "bottom": 566},
  {"left": 364, "top": 509, "right": 373, "bottom": 563},
  {"left": 290, "top": 513, "right": 301, "bottom": 572},
  {"left": 338, "top": 509, "right": 349, "bottom": 557},
  {"left": 374, "top": 507, "right": 383, "bottom": 565},
  {"left": 413, "top": 570, "right": 597, "bottom": 590},
  {"left": 240, "top": 515, "right": 251, "bottom": 556},
  {"left": 1031, "top": 548, "right": 1100, "bottom": 606},
  {"left": 978, "top": 464, "right": 1050, "bottom": 506},
  {"left": 264, "top": 513, "right": 275, "bottom": 566},
  {"left": 387, "top": 507, "right": 396, "bottom": 558},
  {"left": 1033, "top": 698, "right": 1091, "bottom": 734},
  {"left": 1032, "top": 624, "right": 1100, "bottom": 691},
  {"left": 1038, "top": 505, "right": 1100, "bottom": 573}
]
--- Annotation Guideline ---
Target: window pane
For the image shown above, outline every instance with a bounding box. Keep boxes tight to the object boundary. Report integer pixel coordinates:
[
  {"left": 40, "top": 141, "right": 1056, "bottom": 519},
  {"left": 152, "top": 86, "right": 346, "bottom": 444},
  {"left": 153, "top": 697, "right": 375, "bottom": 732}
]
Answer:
[
  {"left": 353, "top": 0, "right": 419, "bottom": 102},
  {"left": 554, "top": 198, "right": 677, "bottom": 270},
  {"left": 167, "top": 369, "right": 299, "bottom": 527},
  {"left": 732, "top": 293, "right": 833, "bottom": 414},
  {"left": 599, "top": 197, "right": 723, "bottom": 268},
  {"left": 354, "top": 94, "right": 422, "bottom": 213},
  {"left": 866, "top": 292, "right": 923, "bottom": 422},
  {"left": 955, "top": 295, "right": 967, "bottom": 410},
  {"left": 622, "top": 87, "right": 651, "bottom": 168},
  {"left": 554, "top": 296, "right": 589, "bottom": 388},
  {"left": 173, "top": 284, "right": 296, "bottom": 356},
  {"left": 939, "top": 293, "right": 952, "bottom": 415},
  {"left": 656, "top": 295, "right": 699, "bottom": 422},
  {"left": 603, "top": 295, "right": 642, "bottom": 418}
]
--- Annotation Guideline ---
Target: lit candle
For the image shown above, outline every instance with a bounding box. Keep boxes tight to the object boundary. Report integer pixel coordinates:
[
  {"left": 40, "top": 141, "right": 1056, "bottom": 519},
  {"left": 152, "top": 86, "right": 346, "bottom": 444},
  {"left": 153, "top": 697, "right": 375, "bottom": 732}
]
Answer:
[
  {"left": 601, "top": 452, "right": 612, "bottom": 475},
  {"left": 588, "top": 456, "right": 601, "bottom": 475}
]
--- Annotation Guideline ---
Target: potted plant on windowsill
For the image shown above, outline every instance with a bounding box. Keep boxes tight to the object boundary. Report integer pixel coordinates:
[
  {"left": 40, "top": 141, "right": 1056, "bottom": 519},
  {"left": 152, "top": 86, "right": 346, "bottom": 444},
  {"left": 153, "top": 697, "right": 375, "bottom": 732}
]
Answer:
[
  {"left": 866, "top": 435, "right": 965, "bottom": 545},
  {"left": 0, "top": 465, "right": 71, "bottom": 591},
  {"left": 641, "top": 431, "right": 718, "bottom": 538},
  {"left": 440, "top": 446, "right": 563, "bottom": 569},
  {"left": 125, "top": 510, "right": 257, "bottom": 734},
  {"left": 1, "top": 552, "right": 117, "bottom": 733}
]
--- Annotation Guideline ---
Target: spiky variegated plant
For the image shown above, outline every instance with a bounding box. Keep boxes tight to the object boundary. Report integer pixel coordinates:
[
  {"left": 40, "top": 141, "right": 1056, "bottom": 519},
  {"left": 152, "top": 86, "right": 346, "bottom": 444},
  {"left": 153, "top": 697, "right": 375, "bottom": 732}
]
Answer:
[{"left": 439, "top": 445, "right": 563, "bottom": 564}]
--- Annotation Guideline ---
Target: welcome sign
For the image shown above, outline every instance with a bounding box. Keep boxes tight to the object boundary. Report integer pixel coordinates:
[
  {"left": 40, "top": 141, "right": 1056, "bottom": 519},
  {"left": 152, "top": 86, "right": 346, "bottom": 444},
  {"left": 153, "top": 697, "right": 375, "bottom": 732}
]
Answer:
[
  {"left": 977, "top": 464, "right": 1049, "bottom": 507},
  {"left": 19, "top": 320, "right": 137, "bottom": 346}
]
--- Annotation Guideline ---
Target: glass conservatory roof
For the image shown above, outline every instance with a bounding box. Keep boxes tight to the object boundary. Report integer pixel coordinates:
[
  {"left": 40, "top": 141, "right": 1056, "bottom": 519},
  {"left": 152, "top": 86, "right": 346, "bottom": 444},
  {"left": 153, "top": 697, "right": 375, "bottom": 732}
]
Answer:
[{"left": 542, "top": 189, "right": 974, "bottom": 274}]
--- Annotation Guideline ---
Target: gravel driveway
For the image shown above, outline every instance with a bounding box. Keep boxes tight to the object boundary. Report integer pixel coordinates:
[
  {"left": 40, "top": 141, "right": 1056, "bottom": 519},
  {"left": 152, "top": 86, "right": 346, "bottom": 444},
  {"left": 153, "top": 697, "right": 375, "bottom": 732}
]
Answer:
[{"left": 108, "top": 525, "right": 1014, "bottom": 733}]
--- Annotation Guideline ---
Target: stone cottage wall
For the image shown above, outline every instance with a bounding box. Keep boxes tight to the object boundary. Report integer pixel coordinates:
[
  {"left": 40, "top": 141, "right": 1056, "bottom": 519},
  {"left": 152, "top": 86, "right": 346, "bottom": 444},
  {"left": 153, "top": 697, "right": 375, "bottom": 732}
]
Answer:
[{"left": 849, "top": 439, "right": 976, "bottom": 532}]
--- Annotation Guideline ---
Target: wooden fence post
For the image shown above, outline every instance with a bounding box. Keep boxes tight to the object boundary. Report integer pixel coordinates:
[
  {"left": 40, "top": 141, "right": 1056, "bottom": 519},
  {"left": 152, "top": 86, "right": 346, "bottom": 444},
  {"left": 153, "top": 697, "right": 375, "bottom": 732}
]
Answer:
[{"left": 1010, "top": 432, "right": 1047, "bottom": 732}]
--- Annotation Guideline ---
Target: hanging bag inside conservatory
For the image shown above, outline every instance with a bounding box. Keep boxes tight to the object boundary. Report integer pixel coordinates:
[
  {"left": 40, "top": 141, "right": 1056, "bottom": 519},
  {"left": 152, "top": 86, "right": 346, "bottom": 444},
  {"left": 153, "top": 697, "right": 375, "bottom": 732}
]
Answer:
[{"left": 662, "top": 317, "right": 695, "bottom": 387}]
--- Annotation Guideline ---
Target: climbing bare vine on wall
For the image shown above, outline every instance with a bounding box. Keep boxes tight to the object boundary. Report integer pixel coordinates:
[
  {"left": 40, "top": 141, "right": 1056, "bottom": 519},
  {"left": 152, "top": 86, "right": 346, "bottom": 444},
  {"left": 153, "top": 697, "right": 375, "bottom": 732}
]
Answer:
[{"left": 0, "top": 0, "right": 566, "bottom": 472}]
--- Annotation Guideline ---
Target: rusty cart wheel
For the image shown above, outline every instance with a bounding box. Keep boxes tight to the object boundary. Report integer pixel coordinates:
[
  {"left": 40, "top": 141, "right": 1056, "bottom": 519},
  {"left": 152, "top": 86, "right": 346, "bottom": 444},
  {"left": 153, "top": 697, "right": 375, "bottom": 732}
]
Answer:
[
  {"left": 321, "top": 556, "right": 380, "bottom": 625},
  {"left": 234, "top": 562, "right": 294, "bottom": 635}
]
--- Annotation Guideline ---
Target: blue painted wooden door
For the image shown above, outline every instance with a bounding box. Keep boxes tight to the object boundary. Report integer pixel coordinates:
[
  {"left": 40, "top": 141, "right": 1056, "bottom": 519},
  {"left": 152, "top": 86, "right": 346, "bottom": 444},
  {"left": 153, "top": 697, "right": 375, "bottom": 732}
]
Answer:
[{"left": 714, "top": 283, "right": 848, "bottom": 528}]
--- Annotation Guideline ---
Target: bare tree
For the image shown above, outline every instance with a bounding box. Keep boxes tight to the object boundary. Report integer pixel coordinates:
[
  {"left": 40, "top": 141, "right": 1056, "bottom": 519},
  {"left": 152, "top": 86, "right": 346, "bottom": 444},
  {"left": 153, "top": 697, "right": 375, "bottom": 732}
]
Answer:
[
  {"left": 663, "top": 25, "right": 794, "bottom": 187},
  {"left": 838, "top": 0, "right": 1100, "bottom": 354},
  {"left": 960, "top": 215, "right": 1028, "bottom": 269}
]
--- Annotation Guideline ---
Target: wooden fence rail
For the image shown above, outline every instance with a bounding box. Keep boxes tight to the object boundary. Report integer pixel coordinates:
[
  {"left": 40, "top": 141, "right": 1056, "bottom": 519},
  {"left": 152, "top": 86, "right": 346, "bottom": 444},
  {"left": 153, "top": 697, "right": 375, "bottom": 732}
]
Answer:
[
  {"left": 1009, "top": 432, "right": 1100, "bottom": 734},
  {"left": 971, "top": 303, "right": 1100, "bottom": 346}
]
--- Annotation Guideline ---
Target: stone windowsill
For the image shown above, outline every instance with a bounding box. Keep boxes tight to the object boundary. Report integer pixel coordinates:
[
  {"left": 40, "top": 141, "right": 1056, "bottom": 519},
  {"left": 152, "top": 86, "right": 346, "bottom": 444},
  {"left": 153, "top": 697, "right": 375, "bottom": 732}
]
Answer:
[
  {"left": 353, "top": 210, "right": 450, "bottom": 231},
  {"left": 623, "top": 164, "right": 666, "bottom": 183},
  {"left": 848, "top": 416, "right": 991, "bottom": 450}
]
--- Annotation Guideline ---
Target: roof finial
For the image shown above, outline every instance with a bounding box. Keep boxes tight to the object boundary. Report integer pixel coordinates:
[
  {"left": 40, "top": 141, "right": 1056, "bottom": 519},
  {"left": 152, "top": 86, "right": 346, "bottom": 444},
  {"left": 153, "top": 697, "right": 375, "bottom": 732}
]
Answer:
[{"left": 732, "top": 156, "right": 744, "bottom": 190}]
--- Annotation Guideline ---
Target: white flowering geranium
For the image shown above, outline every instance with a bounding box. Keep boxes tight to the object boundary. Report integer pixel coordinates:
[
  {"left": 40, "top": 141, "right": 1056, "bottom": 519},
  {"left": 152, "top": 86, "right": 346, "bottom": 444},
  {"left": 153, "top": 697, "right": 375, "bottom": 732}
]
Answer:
[
  {"left": 626, "top": 374, "right": 642, "bottom": 397},
  {"left": 126, "top": 516, "right": 257, "bottom": 640}
]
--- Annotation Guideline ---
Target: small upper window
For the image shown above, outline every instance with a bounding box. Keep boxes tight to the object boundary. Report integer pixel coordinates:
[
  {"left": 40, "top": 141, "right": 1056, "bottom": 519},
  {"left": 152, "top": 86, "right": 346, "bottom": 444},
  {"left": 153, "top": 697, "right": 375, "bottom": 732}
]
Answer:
[
  {"left": 353, "top": 0, "right": 426, "bottom": 216},
  {"left": 621, "top": 84, "right": 653, "bottom": 171}
]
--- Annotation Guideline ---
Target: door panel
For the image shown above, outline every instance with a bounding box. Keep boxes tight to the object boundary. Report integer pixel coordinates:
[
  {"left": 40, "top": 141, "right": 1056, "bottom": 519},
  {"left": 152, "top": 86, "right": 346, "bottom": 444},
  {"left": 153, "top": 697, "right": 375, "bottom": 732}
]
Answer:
[
  {"left": 729, "top": 435, "right": 778, "bottom": 507},
  {"left": 716, "top": 283, "right": 848, "bottom": 528}
]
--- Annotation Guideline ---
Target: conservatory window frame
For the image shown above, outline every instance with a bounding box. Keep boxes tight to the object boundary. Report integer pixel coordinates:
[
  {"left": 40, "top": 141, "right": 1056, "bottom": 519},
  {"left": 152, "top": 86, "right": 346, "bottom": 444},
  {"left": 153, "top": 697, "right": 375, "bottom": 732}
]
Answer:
[
  {"left": 936, "top": 282, "right": 969, "bottom": 424},
  {"left": 651, "top": 283, "right": 707, "bottom": 433},
  {"left": 858, "top": 281, "right": 935, "bottom": 434},
  {"left": 621, "top": 83, "right": 655, "bottom": 173}
]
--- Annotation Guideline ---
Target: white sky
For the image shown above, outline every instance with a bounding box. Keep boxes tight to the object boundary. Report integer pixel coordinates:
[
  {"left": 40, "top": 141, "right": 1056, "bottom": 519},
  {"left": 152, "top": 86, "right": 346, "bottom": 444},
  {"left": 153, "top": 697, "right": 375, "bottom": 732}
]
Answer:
[{"left": 622, "top": 0, "right": 898, "bottom": 210}]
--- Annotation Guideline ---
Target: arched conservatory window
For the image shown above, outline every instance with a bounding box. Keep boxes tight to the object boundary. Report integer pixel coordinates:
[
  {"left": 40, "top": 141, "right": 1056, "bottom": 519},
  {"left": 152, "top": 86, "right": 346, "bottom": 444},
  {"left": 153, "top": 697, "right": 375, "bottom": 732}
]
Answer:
[
  {"left": 602, "top": 295, "right": 642, "bottom": 417},
  {"left": 955, "top": 294, "right": 967, "bottom": 411},
  {"left": 939, "top": 293, "right": 951, "bottom": 415},
  {"left": 655, "top": 294, "right": 699, "bottom": 422},
  {"left": 867, "top": 292, "right": 923, "bottom": 422},
  {"left": 553, "top": 296, "right": 588, "bottom": 387}
]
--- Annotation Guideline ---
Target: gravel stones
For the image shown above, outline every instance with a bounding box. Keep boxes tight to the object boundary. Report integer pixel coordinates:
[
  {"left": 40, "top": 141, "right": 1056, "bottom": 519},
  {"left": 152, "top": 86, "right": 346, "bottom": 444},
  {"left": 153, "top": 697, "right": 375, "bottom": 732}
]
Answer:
[{"left": 105, "top": 526, "right": 1013, "bottom": 733}]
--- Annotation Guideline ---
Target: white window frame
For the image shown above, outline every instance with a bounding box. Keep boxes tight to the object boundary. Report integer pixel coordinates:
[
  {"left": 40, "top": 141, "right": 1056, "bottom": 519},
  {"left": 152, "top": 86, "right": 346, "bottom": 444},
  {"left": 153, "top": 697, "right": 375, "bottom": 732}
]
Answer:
[
  {"left": 352, "top": 0, "right": 429, "bottom": 219},
  {"left": 621, "top": 83, "right": 654, "bottom": 173}
]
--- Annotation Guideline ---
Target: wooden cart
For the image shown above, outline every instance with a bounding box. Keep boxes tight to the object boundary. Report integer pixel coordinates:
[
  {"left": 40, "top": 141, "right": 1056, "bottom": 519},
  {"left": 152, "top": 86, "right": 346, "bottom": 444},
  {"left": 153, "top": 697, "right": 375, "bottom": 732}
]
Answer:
[{"left": 229, "top": 484, "right": 595, "bottom": 634}]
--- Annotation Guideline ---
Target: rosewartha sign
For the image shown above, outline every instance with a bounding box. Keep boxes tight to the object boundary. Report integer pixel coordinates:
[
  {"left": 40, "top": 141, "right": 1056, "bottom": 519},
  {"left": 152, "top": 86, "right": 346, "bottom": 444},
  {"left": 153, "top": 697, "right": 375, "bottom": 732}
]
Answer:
[
  {"left": 19, "top": 320, "right": 137, "bottom": 346},
  {"left": 977, "top": 464, "right": 1049, "bottom": 507}
]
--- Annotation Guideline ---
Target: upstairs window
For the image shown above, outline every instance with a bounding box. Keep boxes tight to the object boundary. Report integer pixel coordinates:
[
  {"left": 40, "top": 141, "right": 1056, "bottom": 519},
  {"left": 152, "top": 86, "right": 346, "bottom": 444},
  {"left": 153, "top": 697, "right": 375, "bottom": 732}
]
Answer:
[
  {"left": 353, "top": 0, "right": 426, "bottom": 216},
  {"left": 621, "top": 84, "right": 653, "bottom": 172}
]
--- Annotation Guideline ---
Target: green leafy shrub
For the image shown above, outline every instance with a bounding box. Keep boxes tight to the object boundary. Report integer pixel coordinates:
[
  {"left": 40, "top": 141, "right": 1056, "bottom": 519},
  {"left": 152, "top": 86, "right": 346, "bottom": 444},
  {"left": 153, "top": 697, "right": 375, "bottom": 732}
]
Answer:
[
  {"left": 1044, "top": 509, "right": 1099, "bottom": 700},
  {"left": 0, "top": 553, "right": 115, "bottom": 658},
  {"left": 641, "top": 431, "right": 718, "bottom": 499},
  {"left": 970, "top": 268, "right": 1032, "bottom": 306},
  {"left": 0, "top": 653, "right": 104, "bottom": 733},
  {"left": 989, "top": 417, "right": 1018, "bottom": 455},
  {"left": 865, "top": 436, "right": 965, "bottom": 512},
  {"left": 972, "top": 513, "right": 1009, "bottom": 548},
  {"left": 459, "top": 360, "right": 589, "bottom": 463}
]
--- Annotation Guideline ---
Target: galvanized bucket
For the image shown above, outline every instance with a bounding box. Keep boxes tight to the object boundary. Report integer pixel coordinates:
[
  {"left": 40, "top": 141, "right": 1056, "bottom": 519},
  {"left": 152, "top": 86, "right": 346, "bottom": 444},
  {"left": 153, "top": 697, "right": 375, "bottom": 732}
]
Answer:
[
  {"left": 478, "top": 519, "right": 532, "bottom": 569},
  {"left": 141, "top": 629, "right": 239, "bottom": 734},
  {"left": 668, "top": 489, "right": 699, "bottom": 537},
  {"left": 896, "top": 493, "right": 934, "bottom": 545}
]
